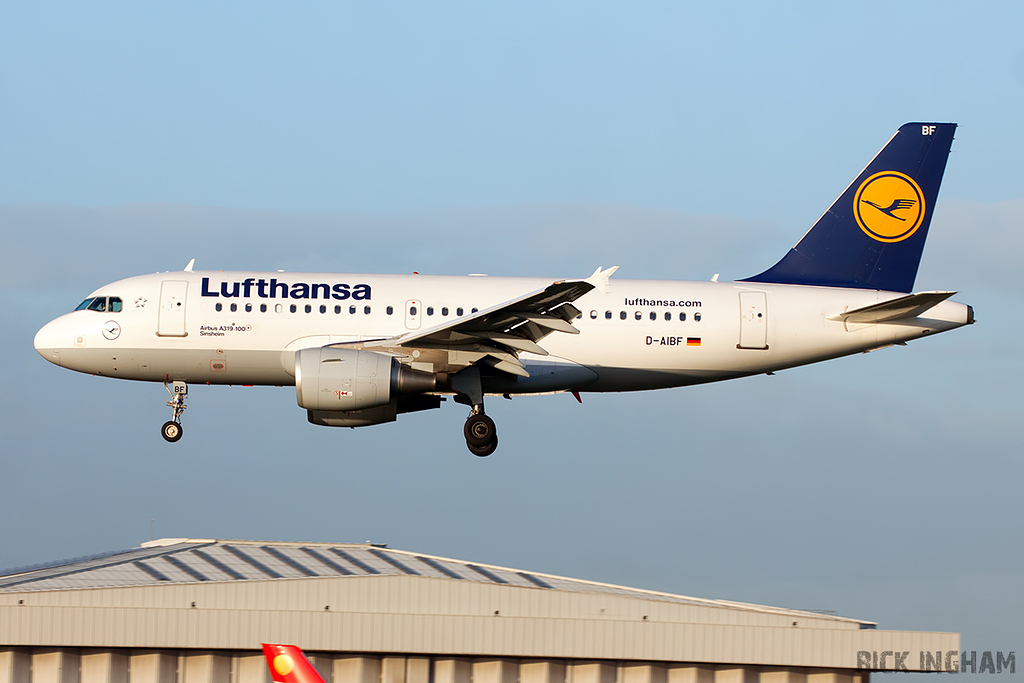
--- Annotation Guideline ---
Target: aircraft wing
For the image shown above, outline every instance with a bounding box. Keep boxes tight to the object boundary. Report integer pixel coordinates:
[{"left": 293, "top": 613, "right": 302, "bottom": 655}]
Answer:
[
  {"left": 828, "top": 291, "right": 957, "bottom": 323},
  {"left": 359, "top": 268, "right": 615, "bottom": 377}
]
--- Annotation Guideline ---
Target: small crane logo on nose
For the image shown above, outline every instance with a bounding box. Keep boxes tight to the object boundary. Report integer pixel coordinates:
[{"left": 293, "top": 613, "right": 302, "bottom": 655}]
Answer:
[{"left": 103, "top": 321, "right": 121, "bottom": 340}]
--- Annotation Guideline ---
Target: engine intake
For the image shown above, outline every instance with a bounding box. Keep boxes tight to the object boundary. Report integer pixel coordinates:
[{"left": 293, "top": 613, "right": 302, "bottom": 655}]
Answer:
[{"left": 295, "top": 347, "right": 435, "bottom": 412}]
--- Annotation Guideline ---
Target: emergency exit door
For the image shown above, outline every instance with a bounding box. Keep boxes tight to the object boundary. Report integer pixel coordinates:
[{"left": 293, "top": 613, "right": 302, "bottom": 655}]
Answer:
[
  {"left": 405, "top": 300, "right": 422, "bottom": 330},
  {"left": 738, "top": 291, "right": 768, "bottom": 349}
]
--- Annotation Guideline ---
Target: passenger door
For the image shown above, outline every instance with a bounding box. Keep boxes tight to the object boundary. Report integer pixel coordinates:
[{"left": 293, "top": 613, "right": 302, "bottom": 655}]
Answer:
[
  {"left": 158, "top": 281, "right": 188, "bottom": 337},
  {"left": 738, "top": 291, "right": 768, "bottom": 349}
]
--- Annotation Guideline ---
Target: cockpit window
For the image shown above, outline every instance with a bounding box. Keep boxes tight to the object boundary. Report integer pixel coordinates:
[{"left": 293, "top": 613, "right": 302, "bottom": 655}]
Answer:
[{"left": 75, "top": 297, "right": 121, "bottom": 313}]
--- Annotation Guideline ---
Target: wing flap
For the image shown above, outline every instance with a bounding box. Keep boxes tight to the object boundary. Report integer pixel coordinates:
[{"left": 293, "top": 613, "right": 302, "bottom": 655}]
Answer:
[
  {"left": 358, "top": 271, "right": 611, "bottom": 377},
  {"left": 520, "top": 314, "right": 580, "bottom": 334},
  {"left": 377, "top": 278, "right": 597, "bottom": 350},
  {"left": 473, "top": 333, "right": 549, "bottom": 355},
  {"left": 828, "top": 291, "right": 957, "bottom": 323},
  {"left": 490, "top": 359, "right": 530, "bottom": 377}
]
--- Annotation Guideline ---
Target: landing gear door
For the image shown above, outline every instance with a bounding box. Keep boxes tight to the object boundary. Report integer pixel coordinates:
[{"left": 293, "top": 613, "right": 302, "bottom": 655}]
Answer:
[
  {"left": 738, "top": 291, "right": 768, "bottom": 349},
  {"left": 405, "top": 299, "right": 422, "bottom": 330},
  {"left": 158, "top": 281, "right": 188, "bottom": 337}
]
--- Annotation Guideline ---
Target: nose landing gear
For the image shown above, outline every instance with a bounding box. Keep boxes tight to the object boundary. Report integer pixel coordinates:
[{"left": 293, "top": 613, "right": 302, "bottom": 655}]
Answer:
[{"left": 162, "top": 380, "right": 187, "bottom": 443}]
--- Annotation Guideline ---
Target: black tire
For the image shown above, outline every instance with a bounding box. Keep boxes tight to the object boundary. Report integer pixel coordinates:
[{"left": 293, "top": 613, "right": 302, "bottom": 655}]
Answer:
[
  {"left": 464, "top": 414, "right": 496, "bottom": 447},
  {"left": 467, "top": 436, "right": 498, "bottom": 457},
  {"left": 161, "top": 421, "right": 183, "bottom": 443}
]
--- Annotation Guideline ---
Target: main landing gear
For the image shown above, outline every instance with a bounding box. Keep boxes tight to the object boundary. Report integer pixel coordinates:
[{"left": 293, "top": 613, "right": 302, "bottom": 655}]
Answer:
[
  {"left": 464, "top": 412, "right": 497, "bottom": 457},
  {"left": 452, "top": 367, "right": 498, "bottom": 456},
  {"left": 162, "top": 380, "right": 187, "bottom": 443}
]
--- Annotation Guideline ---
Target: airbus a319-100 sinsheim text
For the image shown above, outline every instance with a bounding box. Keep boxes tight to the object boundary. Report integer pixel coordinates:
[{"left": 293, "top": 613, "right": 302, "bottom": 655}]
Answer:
[{"left": 34, "top": 123, "right": 973, "bottom": 456}]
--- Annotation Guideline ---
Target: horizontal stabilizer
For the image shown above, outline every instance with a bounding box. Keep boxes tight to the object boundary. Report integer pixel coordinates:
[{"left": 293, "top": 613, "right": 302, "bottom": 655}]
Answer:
[{"left": 828, "top": 291, "right": 956, "bottom": 323}]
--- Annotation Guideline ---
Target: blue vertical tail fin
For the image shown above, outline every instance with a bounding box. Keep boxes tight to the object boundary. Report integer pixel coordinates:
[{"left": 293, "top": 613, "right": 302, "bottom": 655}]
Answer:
[{"left": 742, "top": 122, "right": 956, "bottom": 293}]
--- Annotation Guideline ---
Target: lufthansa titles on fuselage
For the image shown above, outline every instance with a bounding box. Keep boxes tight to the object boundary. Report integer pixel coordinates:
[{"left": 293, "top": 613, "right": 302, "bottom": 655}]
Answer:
[
  {"left": 201, "top": 277, "right": 371, "bottom": 300},
  {"left": 624, "top": 297, "right": 701, "bottom": 307}
]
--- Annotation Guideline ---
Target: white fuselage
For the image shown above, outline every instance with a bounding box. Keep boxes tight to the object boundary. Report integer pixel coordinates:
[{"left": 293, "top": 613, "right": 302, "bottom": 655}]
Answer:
[{"left": 34, "top": 270, "right": 971, "bottom": 395}]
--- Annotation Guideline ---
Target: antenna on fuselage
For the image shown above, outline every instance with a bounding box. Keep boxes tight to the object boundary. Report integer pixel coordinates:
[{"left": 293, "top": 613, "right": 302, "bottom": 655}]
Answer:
[{"left": 183, "top": 259, "right": 195, "bottom": 272}]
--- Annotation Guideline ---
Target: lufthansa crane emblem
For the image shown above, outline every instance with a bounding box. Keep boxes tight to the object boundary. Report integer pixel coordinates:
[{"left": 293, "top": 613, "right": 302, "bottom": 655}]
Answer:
[{"left": 853, "top": 171, "right": 925, "bottom": 243}]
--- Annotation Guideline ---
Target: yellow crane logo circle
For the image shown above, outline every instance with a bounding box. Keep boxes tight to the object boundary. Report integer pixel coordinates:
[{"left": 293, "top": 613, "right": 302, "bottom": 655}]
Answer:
[
  {"left": 853, "top": 171, "right": 925, "bottom": 243},
  {"left": 273, "top": 655, "right": 294, "bottom": 677}
]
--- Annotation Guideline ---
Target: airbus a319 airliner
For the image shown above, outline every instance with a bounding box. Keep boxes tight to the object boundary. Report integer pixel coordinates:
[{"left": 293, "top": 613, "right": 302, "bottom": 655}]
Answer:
[{"left": 35, "top": 123, "right": 973, "bottom": 455}]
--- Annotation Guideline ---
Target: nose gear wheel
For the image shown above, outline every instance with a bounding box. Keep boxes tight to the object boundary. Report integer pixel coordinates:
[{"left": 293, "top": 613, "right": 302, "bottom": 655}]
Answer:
[{"left": 162, "top": 380, "right": 188, "bottom": 443}]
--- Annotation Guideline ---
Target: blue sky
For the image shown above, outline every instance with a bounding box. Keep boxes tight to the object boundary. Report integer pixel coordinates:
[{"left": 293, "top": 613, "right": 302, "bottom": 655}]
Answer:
[{"left": 2, "top": 2, "right": 1023, "bottom": 676}]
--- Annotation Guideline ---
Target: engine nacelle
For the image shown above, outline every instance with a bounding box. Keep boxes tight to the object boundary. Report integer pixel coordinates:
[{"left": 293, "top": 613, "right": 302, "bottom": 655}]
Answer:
[
  {"left": 295, "top": 347, "right": 435, "bottom": 412},
  {"left": 308, "top": 395, "right": 443, "bottom": 428}
]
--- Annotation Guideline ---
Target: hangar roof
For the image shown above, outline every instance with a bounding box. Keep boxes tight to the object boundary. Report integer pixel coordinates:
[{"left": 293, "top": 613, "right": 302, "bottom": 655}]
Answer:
[{"left": 0, "top": 538, "right": 870, "bottom": 626}]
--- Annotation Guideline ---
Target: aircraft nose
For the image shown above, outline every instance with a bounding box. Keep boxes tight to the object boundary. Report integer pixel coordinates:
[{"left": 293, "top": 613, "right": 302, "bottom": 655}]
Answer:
[{"left": 34, "top": 318, "right": 64, "bottom": 366}]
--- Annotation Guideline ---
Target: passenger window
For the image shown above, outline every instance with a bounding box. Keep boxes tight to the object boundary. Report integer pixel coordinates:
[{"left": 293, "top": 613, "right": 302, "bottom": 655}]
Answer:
[
  {"left": 334, "top": 305, "right": 341, "bottom": 314},
  {"left": 679, "top": 312, "right": 686, "bottom": 321},
  {"left": 245, "top": 303, "right": 252, "bottom": 313},
  {"left": 694, "top": 312, "right": 702, "bottom": 322},
  {"left": 304, "top": 304, "right": 312, "bottom": 313},
  {"left": 457, "top": 307, "right": 464, "bottom": 316},
  {"left": 410, "top": 306, "right": 417, "bottom": 316},
  {"left": 386, "top": 306, "right": 394, "bottom": 315},
  {"left": 261, "top": 304, "right": 268, "bottom": 313},
  {"left": 619, "top": 311, "right": 626, "bottom": 320},
  {"left": 605, "top": 311, "right": 612, "bottom": 319},
  {"left": 471, "top": 308, "right": 478, "bottom": 314},
  {"left": 87, "top": 298, "right": 107, "bottom": 312},
  {"left": 290, "top": 304, "right": 297, "bottom": 313},
  {"left": 275, "top": 304, "right": 283, "bottom": 313},
  {"left": 442, "top": 307, "right": 449, "bottom": 316},
  {"left": 230, "top": 303, "right": 237, "bottom": 312},
  {"left": 364, "top": 306, "right": 371, "bottom": 314},
  {"left": 590, "top": 310, "right": 597, "bottom": 319},
  {"left": 215, "top": 303, "right": 223, "bottom": 312},
  {"left": 109, "top": 297, "right": 123, "bottom": 312},
  {"left": 349, "top": 305, "right": 356, "bottom": 314},
  {"left": 650, "top": 312, "right": 657, "bottom": 321},
  {"left": 664, "top": 312, "right": 670, "bottom": 320},
  {"left": 319, "top": 304, "right": 326, "bottom": 313},
  {"left": 427, "top": 307, "right": 434, "bottom": 316},
  {"left": 635, "top": 311, "right": 642, "bottom": 320}
]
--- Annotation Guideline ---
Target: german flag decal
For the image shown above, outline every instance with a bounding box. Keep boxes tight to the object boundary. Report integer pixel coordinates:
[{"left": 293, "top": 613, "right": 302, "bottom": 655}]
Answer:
[{"left": 687, "top": 337, "right": 701, "bottom": 347}]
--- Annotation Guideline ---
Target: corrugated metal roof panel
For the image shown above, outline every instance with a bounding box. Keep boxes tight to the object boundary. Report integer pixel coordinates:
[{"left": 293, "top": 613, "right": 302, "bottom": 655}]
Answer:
[
  {"left": 0, "top": 539, "right": 875, "bottom": 628},
  {"left": 415, "top": 556, "right": 466, "bottom": 580},
  {"left": 191, "top": 549, "right": 246, "bottom": 580},
  {"left": 162, "top": 555, "right": 209, "bottom": 582},
  {"left": 261, "top": 547, "right": 317, "bottom": 577},
  {"left": 328, "top": 548, "right": 380, "bottom": 574},
  {"left": 299, "top": 547, "right": 353, "bottom": 576}
]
